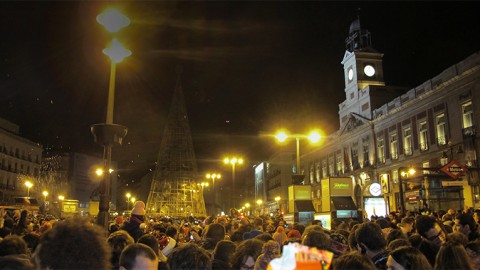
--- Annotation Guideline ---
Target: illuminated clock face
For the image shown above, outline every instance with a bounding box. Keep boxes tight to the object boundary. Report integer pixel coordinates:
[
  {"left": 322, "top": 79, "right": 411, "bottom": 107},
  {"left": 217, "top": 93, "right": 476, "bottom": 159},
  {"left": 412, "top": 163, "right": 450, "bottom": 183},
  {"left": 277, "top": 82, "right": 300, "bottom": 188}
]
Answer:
[
  {"left": 364, "top": 65, "right": 375, "bottom": 77},
  {"left": 348, "top": 68, "right": 354, "bottom": 81}
]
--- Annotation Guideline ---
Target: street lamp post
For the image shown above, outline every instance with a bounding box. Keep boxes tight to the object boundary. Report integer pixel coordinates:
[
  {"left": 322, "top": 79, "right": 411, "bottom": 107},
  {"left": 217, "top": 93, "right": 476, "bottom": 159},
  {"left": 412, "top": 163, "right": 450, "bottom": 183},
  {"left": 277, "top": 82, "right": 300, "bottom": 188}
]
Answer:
[
  {"left": 223, "top": 157, "right": 244, "bottom": 209},
  {"left": 256, "top": 199, "right": 263, "bottom": 216},
  {"left": 25, "top": 181, "right": 33, "bottom": 197},
  {"left": 91, "top": 8, "right": 131, "bottom": 230},
  {"left": 398, "top": 167, "right": 416, "bottom": 214},
  {"left": 206, "top": 173, "right": 221, "bottom": 191},
  {"left": 275, "top": 130, "right": 321, "bottom": 184}
]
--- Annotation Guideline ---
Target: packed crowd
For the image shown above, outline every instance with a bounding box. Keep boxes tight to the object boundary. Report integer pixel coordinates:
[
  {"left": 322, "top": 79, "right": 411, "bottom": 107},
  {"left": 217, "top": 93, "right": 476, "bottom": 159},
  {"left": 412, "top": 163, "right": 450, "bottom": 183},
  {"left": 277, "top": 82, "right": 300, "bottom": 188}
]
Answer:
[{"left": 0, "top": 201, "right": 480, "bottom": 270}]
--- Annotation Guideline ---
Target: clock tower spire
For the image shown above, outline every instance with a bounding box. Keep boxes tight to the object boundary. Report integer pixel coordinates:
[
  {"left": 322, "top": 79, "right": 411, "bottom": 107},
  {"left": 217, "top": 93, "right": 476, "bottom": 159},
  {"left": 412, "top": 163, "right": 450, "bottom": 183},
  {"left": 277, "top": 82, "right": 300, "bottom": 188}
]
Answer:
[{"left": 339, "top": 16, "right": 386, "bottom": 127}]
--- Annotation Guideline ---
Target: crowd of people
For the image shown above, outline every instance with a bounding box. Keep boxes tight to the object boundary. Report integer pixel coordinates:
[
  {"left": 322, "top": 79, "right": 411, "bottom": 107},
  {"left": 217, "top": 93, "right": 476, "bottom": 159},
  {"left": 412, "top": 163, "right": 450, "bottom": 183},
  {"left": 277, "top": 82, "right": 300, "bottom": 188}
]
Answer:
[{"left": 1, "top": 201, "right": 480, "bottom": 270}]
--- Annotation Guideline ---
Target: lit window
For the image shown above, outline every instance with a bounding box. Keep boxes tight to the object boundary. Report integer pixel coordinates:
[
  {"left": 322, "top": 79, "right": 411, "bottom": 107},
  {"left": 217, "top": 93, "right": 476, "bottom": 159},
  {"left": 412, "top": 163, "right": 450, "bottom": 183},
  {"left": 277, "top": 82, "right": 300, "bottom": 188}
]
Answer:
[
  {"left": 390, "top": 133, "right": 398, "bottom": 159},
  {"left": 336, "top": 153, "right": 342, "bottom": 173},
  {"left": 403, "top": 127, "right": 413, "bottom": 155},
  {"left": 462, "top": 101, "right": 473, "bottom": 128},
  {"left": 436, "top": 113, "right": 447, "bottom": 145},
  {"left": 377, "top": 137, "right": 385, "bottom": 163},
  {"left": 322, "top": 160, "right": 328, "bottom": 179},
  {"left": 423, "top": 161, "right": 430, "bottom": 175},
  {"left": 419, "top": 121, "right": 428, "bottom": 151}
]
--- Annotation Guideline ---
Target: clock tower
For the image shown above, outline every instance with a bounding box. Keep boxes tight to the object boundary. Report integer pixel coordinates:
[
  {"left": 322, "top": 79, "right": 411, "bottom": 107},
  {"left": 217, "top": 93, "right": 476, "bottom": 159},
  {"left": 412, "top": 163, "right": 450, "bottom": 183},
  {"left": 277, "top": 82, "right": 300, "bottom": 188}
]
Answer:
[{"left": 339, "top": 17, "right": 385, "bottom": 127}]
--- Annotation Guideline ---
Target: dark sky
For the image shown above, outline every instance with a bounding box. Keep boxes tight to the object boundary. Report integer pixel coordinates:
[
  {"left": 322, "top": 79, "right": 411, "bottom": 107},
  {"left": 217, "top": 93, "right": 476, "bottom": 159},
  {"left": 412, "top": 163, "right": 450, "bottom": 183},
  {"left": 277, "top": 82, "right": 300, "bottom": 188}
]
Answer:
[{"left": 1, "top": 2, "right": 479, "bottom": 183}]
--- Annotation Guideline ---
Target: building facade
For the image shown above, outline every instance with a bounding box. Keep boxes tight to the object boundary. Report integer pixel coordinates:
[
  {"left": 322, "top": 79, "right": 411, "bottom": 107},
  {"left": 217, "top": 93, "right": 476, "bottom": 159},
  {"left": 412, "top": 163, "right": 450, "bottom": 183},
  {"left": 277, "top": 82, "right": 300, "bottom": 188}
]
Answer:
[
  {"left": 264, "top": 18, "right": 480, "bottom": 217},
  {"left": 0, "top": 117, "right": 42, "bottom": 202}
]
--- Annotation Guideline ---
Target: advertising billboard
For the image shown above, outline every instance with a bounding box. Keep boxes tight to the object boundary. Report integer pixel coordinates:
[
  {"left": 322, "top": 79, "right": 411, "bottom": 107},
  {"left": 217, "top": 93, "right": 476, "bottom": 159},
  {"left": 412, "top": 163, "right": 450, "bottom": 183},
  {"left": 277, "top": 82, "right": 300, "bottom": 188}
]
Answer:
[{"left": 330, "top": 177, "right": 354, "bottom": 197}]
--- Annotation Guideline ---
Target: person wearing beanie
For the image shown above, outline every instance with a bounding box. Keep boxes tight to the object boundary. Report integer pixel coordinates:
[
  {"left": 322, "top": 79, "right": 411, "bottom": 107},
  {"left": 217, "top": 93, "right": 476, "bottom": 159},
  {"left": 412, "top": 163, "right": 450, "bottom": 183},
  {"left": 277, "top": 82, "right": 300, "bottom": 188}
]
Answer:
[{"left": 120, "top": 201, "right": 146, "bottom": 242}]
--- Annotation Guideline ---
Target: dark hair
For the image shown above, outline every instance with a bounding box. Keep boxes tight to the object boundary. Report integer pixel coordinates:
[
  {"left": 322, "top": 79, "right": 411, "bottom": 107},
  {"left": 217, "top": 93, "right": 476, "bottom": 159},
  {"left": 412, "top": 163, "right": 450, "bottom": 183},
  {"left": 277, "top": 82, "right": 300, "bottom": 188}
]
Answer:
[
  {"left": 386, "top": 229, "right": 408, "bottom": 246},
  {"left": 446, "top": 231, "right": 468, "bottom": 246},
  {"left": 231, "top": 239, "right": 263, "bottom": 269},
  {"left": 255, "top": 233, "right": 274, "bottom": 242},
  {"left": 390, "top": 246, "right": 432, "bottom": 270},
  {"left": 301, "top": 230, "right": 331, "bottom": 250},
  {"left": 387, "top": 239, "right": 411, "bottom": 252},
  {"left": 165, "top": 225, "right": 177, "bottom": 238},
  {"left": 213, "top": 240, "right": 236, "bottom": 263},
  {"left": 205, "top": 223, "right": 226, "bottom": 243},
  {"left": 230, "top": 231, "right": 244, "bottom": 242},
  {"left": 138, "top": 234, "right": 160, "bottom": 255},
  {"left": 331, "top": 251, "right": 376, "bottom": 270},
  {"left": 168, "top": 243, "right": 211, "bottom": 270},
  {"left": 415, "top": 215, "right": 436, "bottom": 237},
  {"left": 22, "top": 233, "right": 40, "bottom": 254},
  {"left": 119, "top": 243, "right": 157, "bottom": 270},
  {"left": 455, "top": 213, "right": 477, "bottom": 233},
  {"left": 355, "top": 222, "right": 386, "bottom": 251},
  {"left": 36, "top": 218, "right": 110, "bottom": 270},
  {"left": 0, "top": 235, "right": 28, "bottom": 256},
  {"left": 107, "top": 230, "right": 135, "bottom": 269},
  {"left": 434, "top": 243, "right": 474, "bottom": 270}
]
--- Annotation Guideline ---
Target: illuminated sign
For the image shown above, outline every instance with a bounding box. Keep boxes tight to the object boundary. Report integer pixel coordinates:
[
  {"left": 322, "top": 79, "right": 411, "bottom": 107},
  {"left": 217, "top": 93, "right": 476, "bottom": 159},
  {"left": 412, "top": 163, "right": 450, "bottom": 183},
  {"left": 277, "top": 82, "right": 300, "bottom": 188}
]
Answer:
[
  {"left": 440, "top": 161, "right": 468, "bottom": 179},
  {"left": 369, "top": 183, "right": 382, "bottom": 196},
  {"left": 329, "top": 178, "right": 353, "bottom": 197}
]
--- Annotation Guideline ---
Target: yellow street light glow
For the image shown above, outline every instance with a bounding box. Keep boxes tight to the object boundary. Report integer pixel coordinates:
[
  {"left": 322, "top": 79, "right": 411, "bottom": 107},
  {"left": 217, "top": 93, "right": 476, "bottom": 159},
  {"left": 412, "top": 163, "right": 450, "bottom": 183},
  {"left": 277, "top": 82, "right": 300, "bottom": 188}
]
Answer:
[
  {"left": 245, "top": 203, "right": 250, "bottom": 208},
  {"left": 126, "top": 193, "right": 131, "bottom": 199},
  {"left": 275, "top": 196, "right": 281, "bottom": 202},
  {"left": 275, "top": 131, "right": 288, "bottom": 142},
  {"left": 25, "top": 181, "right": 33, "bottom": 188},
  {"left": 96, "top": 168, "right": 104, "bottom": 176},
  {"left": 96, "top": 9, "right": 131, "bottom": 33},
  {"left": 256, "top": 199, "right": 263, "bottom": 205},
  {"left": 103, "top": 38, "right": 132, "bottom": 63},
  {"left": 58, "top": 195, "right": 65, "bottom": 201},
  {"left": 43, "top": 191, "right": 49, "bottom": 197},
  {"left": 308, "top": 131, "right": 321, "bottom": 143},
  {"left": 131, "top": 197, "right": 136, "bottom": 203},
  {"left": 223, "top": 157, "right": 230, "bottom": 164},
  {"left": 408, "top": 168, "right": 416, "bottom": 175}
]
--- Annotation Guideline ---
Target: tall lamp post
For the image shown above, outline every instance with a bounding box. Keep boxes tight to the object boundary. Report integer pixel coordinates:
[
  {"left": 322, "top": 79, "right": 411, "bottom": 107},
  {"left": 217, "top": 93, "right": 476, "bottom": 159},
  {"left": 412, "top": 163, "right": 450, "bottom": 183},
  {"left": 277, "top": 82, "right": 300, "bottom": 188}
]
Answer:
[
  {"left": 275, "top": 130, "right": 321, "bottom": 183},
  {"left": 398, "top": 167, "right": 416, "bottom": 214},
  {"left": 223, "top": 157, "right": 244, "bottom": 209},
  {"left": 91, "top": 8, "right": 131, "bottom": 230},
  {"left": 206, "top": 173, "right": 221, "bottom": 191}
]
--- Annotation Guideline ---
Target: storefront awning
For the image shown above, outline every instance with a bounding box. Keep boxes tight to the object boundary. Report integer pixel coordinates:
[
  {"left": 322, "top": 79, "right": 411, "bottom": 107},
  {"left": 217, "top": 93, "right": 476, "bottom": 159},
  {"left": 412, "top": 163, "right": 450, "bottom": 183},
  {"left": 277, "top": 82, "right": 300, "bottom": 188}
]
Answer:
[
  {"left": 331, "top": 197, "right": 357, "bottom": 210},
  {"left": 295, "top": 200, "right": 316, "bottom": 212}
]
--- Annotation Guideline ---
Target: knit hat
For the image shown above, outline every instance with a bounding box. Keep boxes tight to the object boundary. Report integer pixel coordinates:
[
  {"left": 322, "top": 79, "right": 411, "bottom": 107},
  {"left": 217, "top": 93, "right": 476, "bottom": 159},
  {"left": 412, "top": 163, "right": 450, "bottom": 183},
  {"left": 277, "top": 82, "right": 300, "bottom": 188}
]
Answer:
[
  {"left": 131, "top": 201, "right": 146, "bottom": 216},
  {"left": 287, "top": 229, "right": 301, "bottom": 239}
]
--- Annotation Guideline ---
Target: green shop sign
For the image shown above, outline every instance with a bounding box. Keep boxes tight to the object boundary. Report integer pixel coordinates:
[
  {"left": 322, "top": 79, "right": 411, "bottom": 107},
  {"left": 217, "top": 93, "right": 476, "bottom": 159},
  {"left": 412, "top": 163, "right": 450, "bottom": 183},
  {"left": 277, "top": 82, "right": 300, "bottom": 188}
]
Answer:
[{"left": 333, "top": 183, "right": 350, "bottom": 189}]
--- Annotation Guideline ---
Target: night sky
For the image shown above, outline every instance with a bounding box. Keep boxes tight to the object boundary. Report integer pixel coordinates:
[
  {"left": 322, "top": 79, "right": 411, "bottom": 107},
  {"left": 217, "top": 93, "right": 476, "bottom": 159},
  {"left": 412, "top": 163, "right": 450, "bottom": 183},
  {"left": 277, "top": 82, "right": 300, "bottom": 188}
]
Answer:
[{"left": 1, "top": 2, "right": 479, "bottom": 184}]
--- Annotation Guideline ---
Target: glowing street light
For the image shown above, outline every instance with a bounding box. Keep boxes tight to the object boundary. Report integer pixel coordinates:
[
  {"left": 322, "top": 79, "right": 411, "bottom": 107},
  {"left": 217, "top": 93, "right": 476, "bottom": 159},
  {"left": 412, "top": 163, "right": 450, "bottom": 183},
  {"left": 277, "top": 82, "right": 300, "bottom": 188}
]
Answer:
[
  {"left": 96, "top": 8, "right": 131, "bottom": 33},
  {"left": 58, "top": 195, "right": 65, "bottom": 201},
  {"left": 275, "top": 196, "right": 281, "bottom": 210},
  {"left": 131, "top": 197, "right": 136, "bottom": 204},
  {"left": 25, "top": 181, "right": 33, "bottom": 197},
  {"left": 43, "top": 190, "right": 49, "bottom": 201},
  {"left": 223, "top": 157, "right": 244, "bottom": 209},
  {"left": 126, "top": 193, "right": 131, "bottom": 209},
  {"left": 206, "top": 172, "right": 221, "bottom": 191},
  {"left": 275, "top": 129, "right": 322, "bottom": 179}
]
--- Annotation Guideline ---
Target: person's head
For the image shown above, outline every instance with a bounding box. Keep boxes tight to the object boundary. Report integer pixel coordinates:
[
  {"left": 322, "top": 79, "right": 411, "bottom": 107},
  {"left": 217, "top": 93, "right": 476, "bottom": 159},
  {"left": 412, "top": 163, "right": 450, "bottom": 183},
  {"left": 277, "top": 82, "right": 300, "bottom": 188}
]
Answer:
[
  {"left": 331, "top": 251, "right": 376, "bottom": 270},
  {"left": 399, "top": 217, "right": 414, "bottom": 232},
  {"left": 168, "top": 243, "right": 211, "bottom": 270},
  {"left": 415, "top": 215, "right": 446, "bottom": 247},
  {"left": 386, "top": 229, "right": 408, "bottom": 246},
  {"left": 231, "top": 238, "right": 263, "bottom": 270},
  {"left": 355, "top": 222, "right": 386, "bottom": 253},
  {"left": 138, "top": 234, "right": 160, "bottom": 255},
  {"left": 275, "top": 226, "right": 285, "bottom": 234},
  {"left": 254, "top": 232, "right": 274, "bottom": 243},
  {"left": 165, "top": 225, "right": 177, "bottom": 238},
  {"left": 35, "top": 218, "right": 110, "bottom": 270},
  {"left": 213, "top": 240, "right": 236, "bottom": 263},
  {"left": 447, "top": 231, "right": 468, "bottom": 246},
  {"left": 434, "top": 243, "right": 474, "bottom": 270},
  {"left": 253, "top": 217, "right": 263, "bottom": 229},
  {"left": 0, "top": 235, "right": 28, "bottom": 256},
  {"left": 454, "top": 213, "right": 476, "bottom": 238},
  {"left": 387, "top": 246, "right": 432, "bottom": 270},
  {"left": 107, "top": 230, "right": 135, "bottom": 269},
  {"left": 387, "top": 239, "right": 411, "bottom": 252},
  {"left": 301, "top": 230, "right": 331, "bottom": 250},
  {"left": 205, "top": 223, "right": 226, "bottom": 243},
  {"left": 119, "top": 243, "right": 158, "bottom": 270}
]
